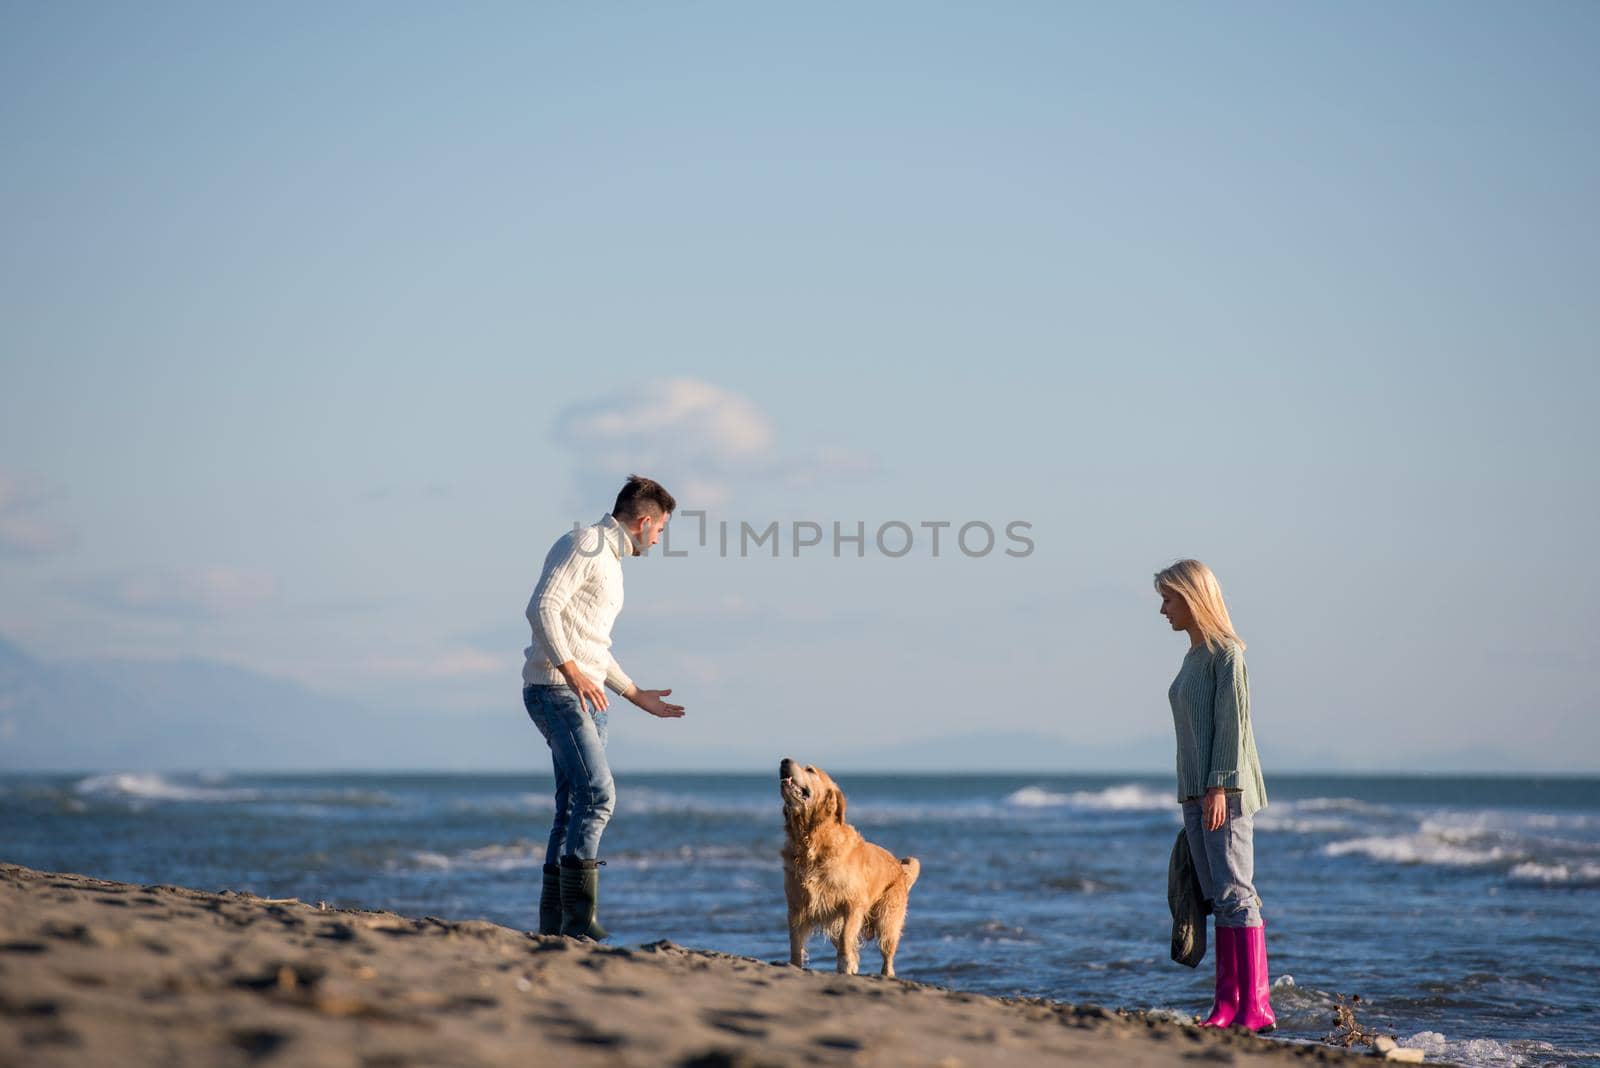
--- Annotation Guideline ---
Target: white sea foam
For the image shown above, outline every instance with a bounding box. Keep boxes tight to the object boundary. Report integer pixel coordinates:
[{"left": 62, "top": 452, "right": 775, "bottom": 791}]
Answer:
[
  {"left": 72, "top": 772, "right": 394, "bottom": 807},
  {"left": 456, "top": 782, "right": 1128, "bottom": 825},
  {"left": 1322, "top": 833, "right": 1514, "bottom": 868},
  {"left": 388, "top": 839, "right": 772, "bottom": 874},
  {"left": 389, "top": 840, "right": 546, "bottom": 873},
  {"left": 1004, "top": 786, "right": 1069, "bottom": 807},
  {"left": 1252, "top": 813, "right": 1357, "bottom": 835},
  {"left": 613, "top": 786, "right": 976, "bottom": 823},
  {"left": 451, "top": 782, "right": 1180, "bottom": 824},
  {"left": 1251, "top": 797, "right": 1383, "bottom": 836},
  {"left": 1319, "top": 801, "right": 1600, "bottom": 886},
  {"left": 1004, "top": 783, "right": 1172, "bottom": 812},
  {"left": 1421, "top": 811, "right": 1600, "bottom": 857},
  {"left": 448, "top": 793, "right": 556, "bottom": 816},
  {"left": 1256, "top": 974, "right": 1349, "bottom": 1028},
  {"left": 619, "top": 786, "right": 770, "bottom": 817},
  {"left": 406, "top": 851, "right": 455, "bottom": 871},
  {"left": 1400, "top": 1031, "right": 1575, "bottom": 1068},
  {"left": 1520, "top": 811, "right": 1599, "bottom": 832},
  {"left": 1507, "top": 861, "right": 1600, "bottom": 885},
  {"left": 74, "top": 772, "right": 265, "bottom": 802},
  {"left": 610, "top": 844, "right": 774, "bottom": 871}
]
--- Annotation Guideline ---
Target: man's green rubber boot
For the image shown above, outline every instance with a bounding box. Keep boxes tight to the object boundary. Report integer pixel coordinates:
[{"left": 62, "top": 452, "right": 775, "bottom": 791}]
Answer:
[
  {"left": 558, "top": 856, "right": 609, "bottom": 941},
  {"left": 538, "top": 863, "right": 562, "bottom": 936}
]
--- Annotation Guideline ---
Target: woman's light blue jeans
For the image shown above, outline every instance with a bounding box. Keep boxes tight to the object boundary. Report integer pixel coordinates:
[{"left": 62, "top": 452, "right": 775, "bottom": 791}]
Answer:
[
  {"left": 523, "top": 684, "right": 614, "bottom": 864},
  {"left": 1182, "top": 791, "right": 1263, "bottom": 928}
]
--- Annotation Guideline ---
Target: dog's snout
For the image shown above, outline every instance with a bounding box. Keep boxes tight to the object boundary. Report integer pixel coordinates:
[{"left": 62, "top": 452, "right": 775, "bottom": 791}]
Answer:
[{"left": 780, "top": 757, "right": 795, "bottom": 774}]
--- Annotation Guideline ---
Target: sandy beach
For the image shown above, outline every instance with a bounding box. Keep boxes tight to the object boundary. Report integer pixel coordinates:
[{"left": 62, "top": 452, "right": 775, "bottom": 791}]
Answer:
[{"left": 0, "top": 860, "right": 1387, "bottom": 1068}]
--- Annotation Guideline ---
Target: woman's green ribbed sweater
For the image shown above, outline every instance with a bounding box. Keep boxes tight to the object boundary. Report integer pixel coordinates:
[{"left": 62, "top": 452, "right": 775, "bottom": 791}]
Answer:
[{"left": 1168, "top": 639, "right": 1267, "bottom": 818}]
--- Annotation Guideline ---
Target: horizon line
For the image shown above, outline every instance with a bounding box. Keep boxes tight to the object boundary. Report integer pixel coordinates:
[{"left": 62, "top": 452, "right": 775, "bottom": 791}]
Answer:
[{"left": 4, "top": 766, "right": 1598, "bottom": 781}]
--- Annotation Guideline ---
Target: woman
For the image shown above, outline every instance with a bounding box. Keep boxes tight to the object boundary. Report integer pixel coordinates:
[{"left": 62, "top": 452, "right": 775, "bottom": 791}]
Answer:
[{"left": 1156, "top": 559, "right": 1276, "bottom": 1032}]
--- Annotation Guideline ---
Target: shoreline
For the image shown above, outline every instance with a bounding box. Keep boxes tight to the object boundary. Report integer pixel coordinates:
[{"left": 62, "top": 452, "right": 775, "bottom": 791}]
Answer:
[{"left": 1, "top": 860, "right": 1389, "bottom": 1067}]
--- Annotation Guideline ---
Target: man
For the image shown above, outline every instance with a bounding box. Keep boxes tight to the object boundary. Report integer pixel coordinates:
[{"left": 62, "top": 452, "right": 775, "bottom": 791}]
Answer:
[{"left": 523, "top": 474, "right": 686, "bottom": 939}]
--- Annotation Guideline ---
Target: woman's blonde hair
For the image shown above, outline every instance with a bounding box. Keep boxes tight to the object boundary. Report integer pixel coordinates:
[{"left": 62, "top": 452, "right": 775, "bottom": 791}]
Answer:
[{"left": 1153, "top": 559, "right": 1245, "bottom": 652}]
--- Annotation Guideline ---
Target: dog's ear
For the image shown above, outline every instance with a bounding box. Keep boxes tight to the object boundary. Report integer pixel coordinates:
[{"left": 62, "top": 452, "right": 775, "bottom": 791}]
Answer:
[{"left": 831, "top": 785, "right": 847, "bottom": 825}]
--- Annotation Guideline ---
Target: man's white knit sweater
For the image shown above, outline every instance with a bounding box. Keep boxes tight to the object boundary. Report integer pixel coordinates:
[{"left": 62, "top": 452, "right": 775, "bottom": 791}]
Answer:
[{"left": 522, "top": 513, "right": 637, "bottom": 694}]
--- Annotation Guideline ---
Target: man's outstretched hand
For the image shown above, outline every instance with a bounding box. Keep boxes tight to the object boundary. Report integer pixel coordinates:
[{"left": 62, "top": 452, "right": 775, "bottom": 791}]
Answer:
[{"left": 632, "top": 688, "right": 685, "bottom": 719}]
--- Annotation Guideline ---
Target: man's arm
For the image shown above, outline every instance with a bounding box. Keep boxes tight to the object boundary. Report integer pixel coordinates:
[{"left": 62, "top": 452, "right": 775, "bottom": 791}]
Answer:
[
  {"left": 527, "top": 536, "right": 608, "bottom": 713},
  {"left": 603, "top": 653, "right": 636, "bottom": 698}
]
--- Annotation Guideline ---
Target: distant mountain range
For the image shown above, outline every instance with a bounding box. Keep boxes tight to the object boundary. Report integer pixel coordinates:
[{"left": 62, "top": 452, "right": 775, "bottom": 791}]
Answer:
[
  {"left": 0, "top": 635, "right": 1576, "bottom": 776},
  {"left": 0, "top": 633, "right": 1171, "bottom": 775},
  {"left": 0, "top": 634, "right": 421, "bottom": 771}
]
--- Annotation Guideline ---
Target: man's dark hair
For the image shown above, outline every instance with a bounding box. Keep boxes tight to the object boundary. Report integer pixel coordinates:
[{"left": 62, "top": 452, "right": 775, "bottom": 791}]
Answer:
[{"left": 612, "top": 474, "right": 677, "bottom": 520}]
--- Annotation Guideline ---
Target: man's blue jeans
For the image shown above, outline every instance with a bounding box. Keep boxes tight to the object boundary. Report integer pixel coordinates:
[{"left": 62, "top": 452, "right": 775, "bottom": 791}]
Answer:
[{"left": 523, "top": 684, "right": 614, "bottom": 864}]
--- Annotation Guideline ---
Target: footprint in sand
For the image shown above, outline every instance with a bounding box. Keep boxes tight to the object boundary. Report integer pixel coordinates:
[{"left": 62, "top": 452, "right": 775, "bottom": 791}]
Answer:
[
  {"left": 0, "top": 994, "right": 61, "bottom": 1018},
  {"left": 231, "top": 1028, "right": 290, "bottom": 1061},
  {"left": 702, "top": 1007, "right": 774, "bottom": 1038}
]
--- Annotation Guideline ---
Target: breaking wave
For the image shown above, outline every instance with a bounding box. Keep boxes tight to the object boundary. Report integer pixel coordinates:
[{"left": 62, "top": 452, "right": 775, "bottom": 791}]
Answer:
[
  {"left": 1322, "top": 812, "right": 1600, "bottom": 888},
  {"left": 1003, "top": 783, "right": 1172, "bottom": 812},
  {"left": 1507, "top": 861, "right": 1600, "bottom": 886},
  {"left": 72, "top": 772, "right": 394, "bottom": 807},
  {"left": 1322, "top": 832, "right": 1515, "bottom": 868},
  {"left": 1400, "top": 1031, "right": 1587, "bottom": 1068}
]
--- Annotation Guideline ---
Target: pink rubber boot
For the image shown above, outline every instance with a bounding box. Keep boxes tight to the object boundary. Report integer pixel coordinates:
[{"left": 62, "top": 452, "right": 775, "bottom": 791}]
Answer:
[
  {"left": 1200, "top": 925, "right": 1240, "bottom": 1027},
  {"left": 1234, "top": 924, "right": 1278, "bottom": 1033}
]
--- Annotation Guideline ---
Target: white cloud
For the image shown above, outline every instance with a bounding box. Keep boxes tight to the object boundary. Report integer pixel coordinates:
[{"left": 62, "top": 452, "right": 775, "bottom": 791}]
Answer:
[
  {"left": 0, "top": 470, "right": 74, "bottom": 556},
  {"left": 564, "top": 378, "right": 775, "bottom": 454},
  {"left": 553, "top": 379, "right": 774, "bottom": 508},
  {"left": 552, "top": 379, "right": 874, "bottom": 507}
]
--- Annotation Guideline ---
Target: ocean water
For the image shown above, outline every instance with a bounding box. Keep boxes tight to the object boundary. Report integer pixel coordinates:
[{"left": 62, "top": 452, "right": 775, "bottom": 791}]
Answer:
[{"left": 2, "top": 770, "right": 1597, "bottom": 1068}]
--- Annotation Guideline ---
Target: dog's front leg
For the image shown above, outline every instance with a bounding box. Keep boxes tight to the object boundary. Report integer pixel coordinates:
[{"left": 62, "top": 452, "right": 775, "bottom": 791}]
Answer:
[
  {"left": 788, "top": 921, "right": 809, "bottom": 968},
  {"left": 786, "top": 906, "right": 809, "bottom": 968},
  {"left": 835, "top": 910, "right": 864, "bottom": 975}
]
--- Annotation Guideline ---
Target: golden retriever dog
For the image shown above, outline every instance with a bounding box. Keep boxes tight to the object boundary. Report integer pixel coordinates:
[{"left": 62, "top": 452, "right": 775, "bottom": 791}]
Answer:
[{"left": 779, "top": 757, "right": 920, "bottom": 976}]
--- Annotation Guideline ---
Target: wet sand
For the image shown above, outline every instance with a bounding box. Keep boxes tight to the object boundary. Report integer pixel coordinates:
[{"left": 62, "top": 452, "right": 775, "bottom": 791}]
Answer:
[{"left": 1, "top": 861, "right": 1376, "bottom": 1067}]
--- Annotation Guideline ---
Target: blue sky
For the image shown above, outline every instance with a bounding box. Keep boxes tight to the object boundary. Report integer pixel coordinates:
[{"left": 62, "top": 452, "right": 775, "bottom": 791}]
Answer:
[{"left": 2, "top": 2, "right": 1597, "bottom": 771}]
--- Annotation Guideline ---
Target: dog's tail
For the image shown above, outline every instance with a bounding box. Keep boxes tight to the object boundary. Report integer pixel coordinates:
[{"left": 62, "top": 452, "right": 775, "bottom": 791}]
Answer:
[{"left": 899, "top": 856, "right": 921, "bottom": 889}]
